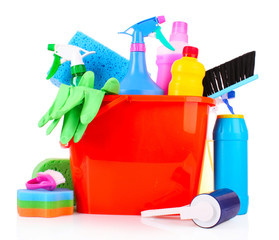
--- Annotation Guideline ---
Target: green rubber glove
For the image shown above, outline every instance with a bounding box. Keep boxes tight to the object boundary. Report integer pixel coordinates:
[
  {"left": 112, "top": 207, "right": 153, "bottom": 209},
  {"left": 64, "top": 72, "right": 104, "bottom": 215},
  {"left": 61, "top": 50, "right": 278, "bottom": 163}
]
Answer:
[
  {"left": 101, "top": 77, "right": 120, "bottom": 95},
  {"left": 59, "top": 89, "right": 106, "bottom": 144},
  {"left": 57, "top": 71, "right": 105, "bottom": 144},
  {"left": 38, "top": 84, "right": 70, "bottom": 128},
  {"left": 38, "top": 71, "right": 120, "bottom": 144}
]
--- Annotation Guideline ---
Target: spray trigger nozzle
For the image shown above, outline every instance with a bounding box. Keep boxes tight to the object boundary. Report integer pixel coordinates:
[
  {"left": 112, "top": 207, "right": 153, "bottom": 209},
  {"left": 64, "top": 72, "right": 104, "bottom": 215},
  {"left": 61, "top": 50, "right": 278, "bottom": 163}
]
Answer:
[
  {"left": 47, "top": 54, "right": 61, "bottom": 80},
  {"left": 118, "top": 16, "right": 174, "bottom": 95},
  {"left": 119, "top": 16, "right": 174, "bottom": 51},
  {"left": 221, "top": 91, "right": 235, "bottom": 114}
]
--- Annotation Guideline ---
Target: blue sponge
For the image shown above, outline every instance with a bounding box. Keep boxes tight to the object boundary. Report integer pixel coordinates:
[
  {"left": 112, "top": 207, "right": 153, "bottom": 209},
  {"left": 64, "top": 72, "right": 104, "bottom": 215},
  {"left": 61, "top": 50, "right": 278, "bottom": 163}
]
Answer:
[{"left": 50, "top": 31, "right": 129, "bottom": 90}]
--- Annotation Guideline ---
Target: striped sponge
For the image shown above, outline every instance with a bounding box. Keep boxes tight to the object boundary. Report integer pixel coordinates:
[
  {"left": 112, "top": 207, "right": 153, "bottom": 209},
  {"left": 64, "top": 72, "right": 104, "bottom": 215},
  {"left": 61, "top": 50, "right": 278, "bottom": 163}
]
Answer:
[
  {"left": 17, "top": 189, "right": 74, "bottom": 218},
  {"left": 50, "top": 31, "right": 129, "bottom": 90}
]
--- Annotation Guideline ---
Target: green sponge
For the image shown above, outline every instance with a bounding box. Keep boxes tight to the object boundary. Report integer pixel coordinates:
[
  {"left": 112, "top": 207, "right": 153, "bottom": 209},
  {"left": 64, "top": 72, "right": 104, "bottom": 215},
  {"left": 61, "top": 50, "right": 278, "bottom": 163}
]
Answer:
[{"left": 32, "top": 158, "right": 73, "bottom": 191}]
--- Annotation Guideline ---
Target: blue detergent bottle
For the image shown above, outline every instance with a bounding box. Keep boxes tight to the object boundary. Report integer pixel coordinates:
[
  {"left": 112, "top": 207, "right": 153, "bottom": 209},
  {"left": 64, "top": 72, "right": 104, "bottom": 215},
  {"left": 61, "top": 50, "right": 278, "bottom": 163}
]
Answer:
[
  {"left": 119, "top": 16, "right": 175, "bottom": 95},
  {"left": 213, "top": 114, "right": 249, "bottom": 215}
]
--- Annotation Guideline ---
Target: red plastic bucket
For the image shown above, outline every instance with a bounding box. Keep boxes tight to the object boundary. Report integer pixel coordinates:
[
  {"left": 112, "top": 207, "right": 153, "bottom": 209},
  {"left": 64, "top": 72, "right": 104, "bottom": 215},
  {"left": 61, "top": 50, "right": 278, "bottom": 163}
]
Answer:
[{"left": 69, "top": 95, "right": 215, "bottom": 215}]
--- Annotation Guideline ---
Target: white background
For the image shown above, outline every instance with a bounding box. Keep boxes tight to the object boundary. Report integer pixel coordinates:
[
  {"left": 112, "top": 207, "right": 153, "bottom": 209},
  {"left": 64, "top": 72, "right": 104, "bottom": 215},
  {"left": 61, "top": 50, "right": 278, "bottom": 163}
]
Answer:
[{"left": 1, "top": 0, "right": 278, "bottom": 239}]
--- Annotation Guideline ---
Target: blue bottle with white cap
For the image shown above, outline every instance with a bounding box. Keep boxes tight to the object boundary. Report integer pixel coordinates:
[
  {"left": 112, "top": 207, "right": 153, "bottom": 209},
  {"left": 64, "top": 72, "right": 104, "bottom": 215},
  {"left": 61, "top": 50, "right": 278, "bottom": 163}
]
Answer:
[
  {"left": 141, "top": 188, "right": 240, "bottom": 228},
  {"left": 213, "top": 114, "right": 249, "bottom": 215}
]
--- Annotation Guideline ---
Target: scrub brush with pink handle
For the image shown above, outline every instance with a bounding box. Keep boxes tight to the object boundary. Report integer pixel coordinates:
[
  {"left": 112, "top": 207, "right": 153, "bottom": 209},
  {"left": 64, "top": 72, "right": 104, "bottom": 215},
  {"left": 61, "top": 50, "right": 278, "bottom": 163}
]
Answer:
[{"left": 26, "top": 170, "right": 65, "bottom": 191}]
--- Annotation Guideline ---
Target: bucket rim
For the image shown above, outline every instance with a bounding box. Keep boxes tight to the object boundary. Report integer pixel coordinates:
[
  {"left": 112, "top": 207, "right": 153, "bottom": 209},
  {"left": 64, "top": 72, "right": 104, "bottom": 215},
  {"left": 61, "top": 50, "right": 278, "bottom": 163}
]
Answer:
[{"left": 103, "top": 95, "right": 215, "bottom": 106}]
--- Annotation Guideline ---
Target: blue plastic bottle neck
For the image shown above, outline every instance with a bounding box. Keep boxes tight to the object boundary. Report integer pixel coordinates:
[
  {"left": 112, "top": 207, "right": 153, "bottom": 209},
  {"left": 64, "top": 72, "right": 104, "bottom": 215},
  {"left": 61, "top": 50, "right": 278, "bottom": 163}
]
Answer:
[
  {"left": 128, "top": 51, "right": 148, "bottom": 75},
  {"left": 119, "top": 29, "right": 164, "bottom": 95},
  {"left": 128, "top": 29, "right": 149, "bottom": 77},
  {"left": 132, "top": 30, "right": 144, "bottom": 44}
]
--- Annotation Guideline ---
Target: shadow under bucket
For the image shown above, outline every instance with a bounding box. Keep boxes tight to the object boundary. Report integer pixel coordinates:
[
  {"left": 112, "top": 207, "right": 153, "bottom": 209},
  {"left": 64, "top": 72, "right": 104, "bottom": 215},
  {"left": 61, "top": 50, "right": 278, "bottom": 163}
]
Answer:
[{"left": 68, "top": 95, "right": 215, "bottom": 215}]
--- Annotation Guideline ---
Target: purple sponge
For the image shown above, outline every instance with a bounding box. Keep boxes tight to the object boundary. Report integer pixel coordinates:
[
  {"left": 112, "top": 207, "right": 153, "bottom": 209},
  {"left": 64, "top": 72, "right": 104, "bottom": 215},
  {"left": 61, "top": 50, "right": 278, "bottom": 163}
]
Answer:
[{"left": 50, "top": 31, "right": 129, "bottom": 90}]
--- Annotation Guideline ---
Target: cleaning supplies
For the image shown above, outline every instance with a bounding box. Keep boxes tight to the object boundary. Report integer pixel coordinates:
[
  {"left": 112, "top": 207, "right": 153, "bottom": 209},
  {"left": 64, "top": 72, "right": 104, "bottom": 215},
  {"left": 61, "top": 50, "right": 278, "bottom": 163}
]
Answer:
[
  {"left": 168, "top": 46, "right": 205, "bottom": 96},
  {"left": 203, "top": 51, "right": 257, "bottom": 99},
  {"left": 199, "top": 52, "right": 257, "bottom": 192},
  {"left": 69, "top": 95, "right": 215, "bottom": 215},
  {"left": 17, "top": 189, "right": 74, "bottom": 217},
  {"left": 200, "top": 53, "right": 257, "bottom": 196},
  {"left": 47, "top": 44, "right": 95, "bottom": 86},
  {"left": 141, "top": 188, "right": 240, "bottom": 228},
  {"left": 213, "top": 114, "right": 249, "bottom": 215},
  {"left": 49, "top": 31, "right": 129, "bottom": 89},
  {"left": 119, "top": 16, "right": 175, "bottom": 95},
  {"left": 156, "top": 21, "right": 188, "bottom": 94},
  {"left": 26, "top": 170, "right": 65, "bottom": 190},
  {"left": 39, "top": 71, "right": 120, "bottom": 144},
  {"left": 42, "top": 42, "right": 121, "bottom": 143}
]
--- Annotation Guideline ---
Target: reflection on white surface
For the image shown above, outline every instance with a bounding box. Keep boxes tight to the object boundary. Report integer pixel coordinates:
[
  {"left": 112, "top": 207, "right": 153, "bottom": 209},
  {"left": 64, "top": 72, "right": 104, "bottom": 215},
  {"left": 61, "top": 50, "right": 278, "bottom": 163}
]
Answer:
[
  {"left": 16, "top": 212, "right": 248, "bottom": 240},
  {"left": 141, "top": 215, "right": 248, "bottom": 240}
]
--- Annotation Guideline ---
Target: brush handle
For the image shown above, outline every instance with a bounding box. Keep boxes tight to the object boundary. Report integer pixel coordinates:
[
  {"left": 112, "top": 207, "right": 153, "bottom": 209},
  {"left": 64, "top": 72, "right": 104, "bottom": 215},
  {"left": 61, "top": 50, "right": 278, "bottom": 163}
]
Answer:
[
  {"left": 26, "top": 173, "right": 56, "bottom": 191},
  {"left": 141, "top": 206, "right": 187, "bottom": 218},
  {"left": 141, "top": 205, "right": 195, "bottom": 219},
  {"left": 209, "top": 74, "right": 258, "bottom": 99},
  {"left": 141, "top": 203, "right": 210, "bottom": 221}
]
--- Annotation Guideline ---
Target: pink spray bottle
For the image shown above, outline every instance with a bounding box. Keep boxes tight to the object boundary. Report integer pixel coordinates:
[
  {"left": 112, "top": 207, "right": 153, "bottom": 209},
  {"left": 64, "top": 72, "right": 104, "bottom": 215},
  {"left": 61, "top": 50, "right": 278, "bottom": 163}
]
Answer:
[{"left": 156, "top": 21, "right": 188, "bottom": 94}]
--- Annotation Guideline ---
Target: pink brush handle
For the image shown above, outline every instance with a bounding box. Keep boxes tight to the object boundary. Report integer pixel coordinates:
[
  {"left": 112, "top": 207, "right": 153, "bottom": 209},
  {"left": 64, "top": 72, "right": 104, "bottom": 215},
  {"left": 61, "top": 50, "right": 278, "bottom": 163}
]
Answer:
[{"left": 26, "top": 173, "right": 57, "bottom": 191}]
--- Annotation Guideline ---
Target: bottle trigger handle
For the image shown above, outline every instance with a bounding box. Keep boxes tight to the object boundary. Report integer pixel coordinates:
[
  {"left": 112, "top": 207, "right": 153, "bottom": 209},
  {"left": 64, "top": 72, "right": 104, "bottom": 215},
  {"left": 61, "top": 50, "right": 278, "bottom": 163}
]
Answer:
[
  {"left": 47, "top": 54, "right": 61, "bottom": 80},
  {"left": 155, "top": 26, "right": 175, "bottom": 51}
]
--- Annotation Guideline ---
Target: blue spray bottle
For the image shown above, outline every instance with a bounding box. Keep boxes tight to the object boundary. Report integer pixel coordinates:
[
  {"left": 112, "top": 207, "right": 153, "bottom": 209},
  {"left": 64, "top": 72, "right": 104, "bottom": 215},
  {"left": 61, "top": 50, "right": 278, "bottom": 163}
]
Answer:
[{"left": 119, "top": 16, "right": 175, "bottom": 95}]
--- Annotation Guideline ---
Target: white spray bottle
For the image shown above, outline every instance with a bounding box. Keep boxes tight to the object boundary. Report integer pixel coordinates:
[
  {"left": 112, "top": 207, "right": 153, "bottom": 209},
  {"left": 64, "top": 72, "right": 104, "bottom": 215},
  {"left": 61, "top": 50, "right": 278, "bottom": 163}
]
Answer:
[{"left": 47, "top": 44, "right": 95, "bottom": 86}]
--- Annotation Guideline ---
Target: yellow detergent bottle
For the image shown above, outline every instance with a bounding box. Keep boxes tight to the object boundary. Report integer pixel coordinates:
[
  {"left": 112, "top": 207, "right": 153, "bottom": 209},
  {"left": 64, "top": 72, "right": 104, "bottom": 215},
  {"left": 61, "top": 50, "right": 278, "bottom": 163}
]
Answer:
[{"left": 168, "top": 46, "right": 205, "bottom": 96}]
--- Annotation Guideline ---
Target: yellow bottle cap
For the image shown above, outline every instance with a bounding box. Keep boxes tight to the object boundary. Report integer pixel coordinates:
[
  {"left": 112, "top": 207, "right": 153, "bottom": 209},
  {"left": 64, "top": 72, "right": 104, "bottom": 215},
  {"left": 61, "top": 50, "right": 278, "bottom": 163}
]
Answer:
[{"left": 217, "top": 114, "right": 244, "bottom": 119}]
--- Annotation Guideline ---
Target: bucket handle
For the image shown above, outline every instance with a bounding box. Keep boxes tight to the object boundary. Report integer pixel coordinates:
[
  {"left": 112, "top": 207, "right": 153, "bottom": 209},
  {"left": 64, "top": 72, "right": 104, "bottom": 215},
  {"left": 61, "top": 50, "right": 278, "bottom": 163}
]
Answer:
[
  {"left": 60, "top": 95, "right": 129, "bottom": 148},
  {"left": 94, "top": 95, "right": 129, "bottom": 119}
]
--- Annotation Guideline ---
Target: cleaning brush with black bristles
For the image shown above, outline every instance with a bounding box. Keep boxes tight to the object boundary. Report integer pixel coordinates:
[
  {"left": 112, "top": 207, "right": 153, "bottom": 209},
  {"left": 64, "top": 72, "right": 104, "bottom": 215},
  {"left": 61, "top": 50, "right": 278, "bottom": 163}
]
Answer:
[{"left": 203, "top": 51, "right": 258, "bottom": 98}]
